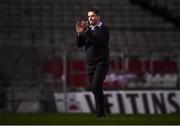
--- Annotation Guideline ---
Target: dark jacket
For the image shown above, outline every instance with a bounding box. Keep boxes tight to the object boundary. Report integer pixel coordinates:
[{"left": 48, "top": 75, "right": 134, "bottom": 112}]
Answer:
[{"left": 76, "top": 24, "right": 110, "bottom": 64}]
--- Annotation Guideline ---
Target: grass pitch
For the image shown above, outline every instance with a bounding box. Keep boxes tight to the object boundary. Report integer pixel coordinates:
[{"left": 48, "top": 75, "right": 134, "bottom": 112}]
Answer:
[{"left": 0, "top": 113, "right": 179, "bottom": 125}]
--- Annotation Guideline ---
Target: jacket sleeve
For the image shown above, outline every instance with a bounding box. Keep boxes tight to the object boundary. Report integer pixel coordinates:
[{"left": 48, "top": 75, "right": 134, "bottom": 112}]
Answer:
[
  {"left": 76, "top": 32, "right": 86, "bottom": 48},
  {"left": 86, "top": 27, "right": 110, "bottom": 46}
]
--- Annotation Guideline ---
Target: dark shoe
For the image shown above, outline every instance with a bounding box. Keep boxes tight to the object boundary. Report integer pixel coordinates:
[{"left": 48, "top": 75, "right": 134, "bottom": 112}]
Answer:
[{"left": 96, "top": 113, "right": 105, "bottom": 118}]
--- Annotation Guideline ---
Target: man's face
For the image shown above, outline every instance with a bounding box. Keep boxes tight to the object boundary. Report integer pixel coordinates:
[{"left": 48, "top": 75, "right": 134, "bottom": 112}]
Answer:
[{"left": 88, "top": 11, "right": 100, "bottom": 25}]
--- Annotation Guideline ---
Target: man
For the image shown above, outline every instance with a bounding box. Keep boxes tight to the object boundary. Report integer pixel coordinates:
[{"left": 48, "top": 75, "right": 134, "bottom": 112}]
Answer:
[{"left": 75, "top": 8, "right": 110, "bottom": 117}]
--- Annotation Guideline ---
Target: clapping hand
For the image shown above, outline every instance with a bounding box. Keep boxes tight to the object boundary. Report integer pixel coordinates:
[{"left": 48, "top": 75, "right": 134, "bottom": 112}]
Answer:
[{"left": 76, "top": 20, "right": 89, "bottom": 33}]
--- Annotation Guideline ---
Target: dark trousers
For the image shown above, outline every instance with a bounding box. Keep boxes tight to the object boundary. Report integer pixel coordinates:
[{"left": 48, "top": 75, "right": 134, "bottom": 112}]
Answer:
[{"left": 87, "top": 61, "right": 109, "bottom": 116}]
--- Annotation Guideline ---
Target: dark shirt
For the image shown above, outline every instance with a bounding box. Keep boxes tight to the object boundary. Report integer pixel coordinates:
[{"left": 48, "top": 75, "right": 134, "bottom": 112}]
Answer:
[{"left": 76, "top": 24, "right": 110, "bottom": 64}]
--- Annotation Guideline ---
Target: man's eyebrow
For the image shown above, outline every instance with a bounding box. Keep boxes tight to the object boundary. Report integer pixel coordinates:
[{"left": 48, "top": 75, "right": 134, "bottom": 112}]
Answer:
[{"left": 88, "top": 14, "right": 95, "bottom": 17}]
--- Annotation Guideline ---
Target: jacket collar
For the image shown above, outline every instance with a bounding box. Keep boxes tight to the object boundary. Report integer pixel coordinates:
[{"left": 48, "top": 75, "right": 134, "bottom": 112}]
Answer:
[{"left": 90, "top": 21, "right": 102, "bottom": 30}]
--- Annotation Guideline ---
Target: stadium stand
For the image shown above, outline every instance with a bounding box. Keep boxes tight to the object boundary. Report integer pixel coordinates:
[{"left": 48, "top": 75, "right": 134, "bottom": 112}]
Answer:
[{"left": 0, "top": 0, "right": 180, "bottom": 112}]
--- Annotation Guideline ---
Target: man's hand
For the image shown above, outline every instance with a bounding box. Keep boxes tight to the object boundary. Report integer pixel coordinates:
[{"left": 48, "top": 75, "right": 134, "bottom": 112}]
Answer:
[{"left": 76, "top": 20, "right": 88, "bottom": 34}]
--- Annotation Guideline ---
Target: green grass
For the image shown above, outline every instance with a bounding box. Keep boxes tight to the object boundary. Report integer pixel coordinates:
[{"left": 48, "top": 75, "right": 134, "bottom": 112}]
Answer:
[{"left": 0, "top": 113, "right": 180, "bottom": 125}]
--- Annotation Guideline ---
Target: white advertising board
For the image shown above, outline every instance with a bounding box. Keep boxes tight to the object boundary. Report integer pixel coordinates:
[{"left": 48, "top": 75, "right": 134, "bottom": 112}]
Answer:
[{"left": 54, "top": 90, "right": 180, "bottom": 114}]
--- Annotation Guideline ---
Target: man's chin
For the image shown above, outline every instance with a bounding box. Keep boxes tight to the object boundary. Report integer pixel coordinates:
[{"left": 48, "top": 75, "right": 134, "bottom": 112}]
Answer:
[{"left": 89, "top": 22, "right": 95, "bottom": 25}]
